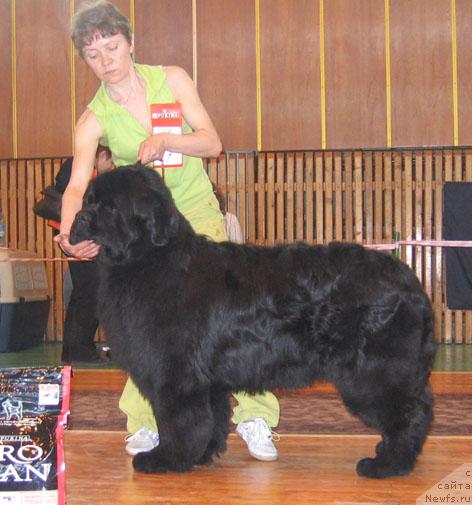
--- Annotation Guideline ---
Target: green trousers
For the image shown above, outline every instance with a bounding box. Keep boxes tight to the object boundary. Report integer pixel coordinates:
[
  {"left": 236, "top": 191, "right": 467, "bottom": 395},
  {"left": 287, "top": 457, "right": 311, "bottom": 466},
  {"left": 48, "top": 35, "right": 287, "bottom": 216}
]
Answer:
[{"left": 118, "top": 191, "right": 280, "bottom": 433}]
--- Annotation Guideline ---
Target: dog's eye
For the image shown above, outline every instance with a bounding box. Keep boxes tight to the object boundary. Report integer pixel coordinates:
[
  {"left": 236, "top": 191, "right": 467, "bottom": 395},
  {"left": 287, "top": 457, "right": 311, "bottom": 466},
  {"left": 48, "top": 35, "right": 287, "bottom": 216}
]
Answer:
[{"left": 84, "top": 193, "right": 96, "bottom": 206}]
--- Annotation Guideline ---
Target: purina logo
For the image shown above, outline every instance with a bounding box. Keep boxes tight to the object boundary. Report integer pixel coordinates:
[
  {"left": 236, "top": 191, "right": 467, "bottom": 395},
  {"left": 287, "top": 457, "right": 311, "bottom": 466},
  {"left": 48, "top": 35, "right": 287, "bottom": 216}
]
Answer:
[
  {"left": 0, "top": 443, "right": 52, "bottom": 483},
  {"left": 2, "top": 398, "right": 23, "bottom": 421},
  {"left": 152, "top": 109, "right": 180, "bottom": 120}
]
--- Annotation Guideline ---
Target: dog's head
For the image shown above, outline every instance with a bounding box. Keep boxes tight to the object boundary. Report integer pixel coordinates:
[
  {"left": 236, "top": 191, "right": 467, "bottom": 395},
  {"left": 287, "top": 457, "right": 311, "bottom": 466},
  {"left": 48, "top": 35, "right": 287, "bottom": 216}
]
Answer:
[{"left": 70, "top": 164, "right": 180, "bottom": 265}]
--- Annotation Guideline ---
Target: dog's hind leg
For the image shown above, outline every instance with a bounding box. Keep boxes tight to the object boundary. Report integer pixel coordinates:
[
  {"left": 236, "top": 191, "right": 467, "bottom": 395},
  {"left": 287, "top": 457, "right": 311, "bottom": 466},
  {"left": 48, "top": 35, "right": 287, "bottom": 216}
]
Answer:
[
  {"left": 132, "top": 388, "right": 214, "bottom": 473},
  {"left": 338, "top": 381, "right": 434, "bottom": 479},
  {"left": 196, "top": 388, "right": 231, "bottom": 466}
]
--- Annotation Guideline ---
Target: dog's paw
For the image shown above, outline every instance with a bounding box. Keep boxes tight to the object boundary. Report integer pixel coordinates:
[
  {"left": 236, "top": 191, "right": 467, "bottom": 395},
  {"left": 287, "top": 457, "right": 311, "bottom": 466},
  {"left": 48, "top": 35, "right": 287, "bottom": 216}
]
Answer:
[
  {"left": 356, "top": 457, "right": 412, "bottom": 479},
  {"left": 133, "top": 450, "right": 167, "bottom": 474},
  {"left": 356, "top": 457, "right": 382, "bottom": 478},
  {"left": 375, "top": 440, "right": 385, "bottom": 456},
  {"left": 132, "top": 449, "right": 193, "bottom": 474}
]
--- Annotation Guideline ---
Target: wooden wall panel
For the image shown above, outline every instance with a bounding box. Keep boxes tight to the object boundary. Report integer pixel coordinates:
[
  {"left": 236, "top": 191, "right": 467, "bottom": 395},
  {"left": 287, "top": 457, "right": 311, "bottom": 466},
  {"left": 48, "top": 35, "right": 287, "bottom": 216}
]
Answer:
[
  {"left": 0, "top": 0, "right": 470, "bottom": 155},
  {"left": 324, "top": 0, "right": 387, "bottom": 149},
  {"left": 196, "top": 0, "right": 257, "bottom": 151},
  {"left": 0, "top": 0, "right": 12, "bottom": 157},
  {"left": 15, "top": 0, "right": 72, "bottom": 157},
  {"left": 134, "top": 0, "right": 192, "bottom": 76},
  {"left": 456, "top": 0, "right": 472, "bottom": 146},
  {"left": 390, "top": 0, "right": 453, "bottom": 147},
  {"left": 73, "top": 0, "right": 130, "bottom": 124},
  {"left": 260, "top": 0, "right": 321, "bottom": 150}
]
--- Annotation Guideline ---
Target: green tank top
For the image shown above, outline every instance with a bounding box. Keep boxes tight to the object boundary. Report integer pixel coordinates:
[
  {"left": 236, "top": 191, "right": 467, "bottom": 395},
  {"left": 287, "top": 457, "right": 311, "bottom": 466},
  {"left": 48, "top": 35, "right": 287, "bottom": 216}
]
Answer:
[{"left": 87, "top": 64, "right": 214, "bottom": 214}]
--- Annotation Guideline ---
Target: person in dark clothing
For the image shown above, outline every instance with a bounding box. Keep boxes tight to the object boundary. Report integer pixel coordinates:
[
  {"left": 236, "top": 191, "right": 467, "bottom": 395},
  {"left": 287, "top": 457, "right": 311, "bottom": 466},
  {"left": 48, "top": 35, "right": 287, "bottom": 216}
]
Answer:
[{"left": 52, "top": 146, "right": 114, "bottom": 362}]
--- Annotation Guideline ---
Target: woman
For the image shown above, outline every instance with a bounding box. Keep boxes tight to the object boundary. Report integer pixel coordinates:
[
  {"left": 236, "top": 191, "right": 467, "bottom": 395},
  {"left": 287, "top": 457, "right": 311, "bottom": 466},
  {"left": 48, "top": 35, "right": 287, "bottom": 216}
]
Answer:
[{"left": 58, "top": 0, "right": 280, "bottom": 461}]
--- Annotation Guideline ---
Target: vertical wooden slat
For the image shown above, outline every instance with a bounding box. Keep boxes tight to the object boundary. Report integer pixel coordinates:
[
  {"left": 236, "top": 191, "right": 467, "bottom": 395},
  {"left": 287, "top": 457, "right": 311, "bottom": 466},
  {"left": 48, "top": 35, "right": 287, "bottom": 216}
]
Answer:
[
  {"left": 257, "top": 153, "right": 266, "bottom": 245},
  {"left": 247, "top": 154, "right": 256, "bottom": 244},
  {"left": 414, "top": 152, "right": 423, "bottom": 285},
  {"left": 238, "top": 155, "right": 247, "bottom": 242},
  {"left": 228, "top": 155, "right": 238, "bottom": 216},
  {"left": 443, "top": 150, "right": 453, "bottom": 343},
  {"left": 219, "top": 155, "right": 228, "bottom": 206},
  {"left": 295, "top": 154, "right": 304, "bottom": 242},
  {"left": 0, "top": 161, "right": 9, "bottom": 246},
  {"left": 404, "top": 152, "right": 414, "bottom": 269},
  {"left": 266, "top": 154, "right": 275, "bottom": 244},
  {"left": 315, "top": 153, "right": 324, "bottom": 244},
  {"left": 334, "top": 153, "right": 343, "bottom": 241},
  {"left": 393, "top": 151, "right": 403, "bottom": 253},
  {"left": 344, "top": 152, "right": 352, "bottom": 242},
  {"left": 207, "top": 156, "right": 219, "bottom": 187},
  {"left": 453, "top": 150, "right": 464, "bottom": 343},
  {"left": 51, "top": 160, "right": 61, "bottom": 341},
  {"left": 433, "top": 151, "right": 444, "bottom": 343},
  {"left": 16, "top": 160, "right": 27, "bottom": 249},
  {"left": 26, "top": 160, "right": 35, "bottom": 251},
  {"left": 384, "top": 152, "right": 393, "bottom": 241},
  {"left": 324, "top": 153, "right": 333, "bottom": 243},
  {"left": 454, "top": 150, "right": 463, "bottom": 181},
  {"left": 286, "top": 154, "right": 294, "bottom": 244},
  {"left": 374, "top": 152, "right": 383, "bottom": 244},
  {"left": 364, "top": 152, "right": 373, "bottom": 246},
  {"left": 305, "top": 153, "right": 314, "bottom": 244},
  {"left": 354, "top": 152, "right": 363, "bottom": 243},
  {"left": 34, "top": 161, "right": 45, "bottom": 258},
  {"left": 465, "top": 150, "right": 472, "bottom": 180},
  {"left": 423, "top": 152, "right": 433, "bottom": 300},
  {"left": 276, "top": 153, "right": 285, "bottom": 243},
  {"left": 9, "top": 160, "right": 18, "bottom": 248}
]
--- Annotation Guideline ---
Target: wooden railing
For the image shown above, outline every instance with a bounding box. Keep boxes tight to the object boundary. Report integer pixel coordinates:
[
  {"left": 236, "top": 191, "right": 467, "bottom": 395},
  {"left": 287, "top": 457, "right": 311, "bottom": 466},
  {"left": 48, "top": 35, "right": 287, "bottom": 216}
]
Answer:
[{"left": 1, "top": 147, "right": 472, "bottom": 343}]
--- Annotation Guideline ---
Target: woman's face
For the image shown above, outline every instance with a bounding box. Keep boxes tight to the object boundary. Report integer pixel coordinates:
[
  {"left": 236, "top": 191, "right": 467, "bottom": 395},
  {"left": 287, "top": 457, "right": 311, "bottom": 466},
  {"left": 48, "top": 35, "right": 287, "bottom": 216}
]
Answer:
[{"left": 82, "top": 33, "right": 133, "bottom": 84}]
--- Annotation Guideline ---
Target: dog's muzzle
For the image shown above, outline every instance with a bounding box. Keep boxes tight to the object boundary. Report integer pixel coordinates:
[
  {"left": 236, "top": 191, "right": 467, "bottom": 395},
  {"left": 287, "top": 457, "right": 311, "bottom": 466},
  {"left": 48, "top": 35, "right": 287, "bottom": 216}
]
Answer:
[{"left": 70, "top": 210, "right": 94, "bottom": 244}]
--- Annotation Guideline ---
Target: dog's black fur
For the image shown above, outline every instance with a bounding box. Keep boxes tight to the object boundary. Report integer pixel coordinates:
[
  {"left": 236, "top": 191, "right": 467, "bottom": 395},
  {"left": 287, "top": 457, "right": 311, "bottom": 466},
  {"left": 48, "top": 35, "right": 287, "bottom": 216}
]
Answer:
[{"left": 71, "top": 164, "right": 437, "bottom": 478}]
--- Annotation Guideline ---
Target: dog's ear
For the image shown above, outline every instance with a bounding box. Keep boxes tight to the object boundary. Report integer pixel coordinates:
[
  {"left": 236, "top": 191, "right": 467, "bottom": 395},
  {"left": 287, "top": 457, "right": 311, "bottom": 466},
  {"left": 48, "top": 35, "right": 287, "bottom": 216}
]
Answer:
[
  {"left": 147, "top": 198, "right": 180, "bottom": 246},
  {"left": 133, "top": 193, "right": 179, "bottom": 247}
]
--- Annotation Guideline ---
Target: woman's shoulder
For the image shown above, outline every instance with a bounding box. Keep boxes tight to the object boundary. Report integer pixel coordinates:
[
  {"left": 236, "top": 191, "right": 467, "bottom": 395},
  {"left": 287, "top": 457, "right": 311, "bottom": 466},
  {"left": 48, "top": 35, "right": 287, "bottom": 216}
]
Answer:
[
  {"left": 75, "top": 109, "right": 102, "bottom": 141},
  {"left": 135, "top": 63, "right": 166, "bottom": 86},
  {"left": 161, "top": 66, "right": 192, "bottom": 87}
]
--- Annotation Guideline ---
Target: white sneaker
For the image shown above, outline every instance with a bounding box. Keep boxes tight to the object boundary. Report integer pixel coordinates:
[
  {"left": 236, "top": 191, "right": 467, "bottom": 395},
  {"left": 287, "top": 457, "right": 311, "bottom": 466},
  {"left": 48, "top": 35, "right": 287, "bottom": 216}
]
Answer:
[
  {"left": 236, "top": 418, "right": 279, "bottom": 461},
  {"left": 125, "top": 427, "right": 160, "bottom": 456}
]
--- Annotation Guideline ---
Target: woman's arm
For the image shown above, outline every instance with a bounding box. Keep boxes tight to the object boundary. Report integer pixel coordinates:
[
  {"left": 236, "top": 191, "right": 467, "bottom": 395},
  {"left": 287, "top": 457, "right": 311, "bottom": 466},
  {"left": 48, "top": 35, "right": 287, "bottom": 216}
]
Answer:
[
  {"left": 137, "top": 66, "right": 222, "bottom": 164},
  {"left": 54, "top": 110, "right": 102, "bottom": 258}
]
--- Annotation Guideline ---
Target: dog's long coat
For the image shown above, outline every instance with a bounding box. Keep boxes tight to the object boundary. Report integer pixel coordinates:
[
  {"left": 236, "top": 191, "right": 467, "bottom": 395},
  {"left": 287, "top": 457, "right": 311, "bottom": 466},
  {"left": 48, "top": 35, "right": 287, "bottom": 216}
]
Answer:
[{"left": 71, "top": 165, "right": 437, "bottom": 478}]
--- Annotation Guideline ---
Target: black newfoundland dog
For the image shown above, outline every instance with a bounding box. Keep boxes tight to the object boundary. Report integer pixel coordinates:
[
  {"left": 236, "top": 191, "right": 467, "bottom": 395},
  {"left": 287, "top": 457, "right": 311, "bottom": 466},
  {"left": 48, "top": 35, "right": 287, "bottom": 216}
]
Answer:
[{"left": 70, "top": 164, "right": 437, "bottom": 479}]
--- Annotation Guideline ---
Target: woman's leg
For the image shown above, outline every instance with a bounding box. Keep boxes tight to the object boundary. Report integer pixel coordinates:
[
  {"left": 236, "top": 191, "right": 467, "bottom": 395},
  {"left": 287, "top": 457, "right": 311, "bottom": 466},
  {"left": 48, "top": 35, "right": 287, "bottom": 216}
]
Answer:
[
  {"left": 231, "top": 391, "right": 280, "bottom": 428},
  {"left": 119, "top": 377, "right": 158, "bottom": 433}
]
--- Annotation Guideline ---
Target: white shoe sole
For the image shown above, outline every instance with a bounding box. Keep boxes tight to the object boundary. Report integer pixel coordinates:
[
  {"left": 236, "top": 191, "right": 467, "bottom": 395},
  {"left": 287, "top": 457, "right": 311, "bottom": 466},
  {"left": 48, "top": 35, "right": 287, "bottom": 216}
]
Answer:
[
  {"left": 126, "top": 445, "right": 157, "bottom": 456},
  {"left": 248, "top": 449, "right": 279, "bottom": 462}
]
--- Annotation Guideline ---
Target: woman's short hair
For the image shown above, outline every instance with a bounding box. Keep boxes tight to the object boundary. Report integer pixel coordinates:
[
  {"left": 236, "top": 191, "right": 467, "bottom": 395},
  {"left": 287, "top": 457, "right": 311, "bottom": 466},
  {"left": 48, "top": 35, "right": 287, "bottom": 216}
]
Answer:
[
  {"left": 96, "top": 144, "right": 112, "bottom": 159},
  {"left": 71, "top": 0, "right": 132, "bottom": 57}
]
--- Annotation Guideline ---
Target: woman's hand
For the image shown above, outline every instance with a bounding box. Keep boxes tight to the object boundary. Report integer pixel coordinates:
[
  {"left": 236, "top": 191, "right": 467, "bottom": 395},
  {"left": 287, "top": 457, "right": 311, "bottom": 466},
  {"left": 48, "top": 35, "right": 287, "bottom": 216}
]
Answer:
[
  {"left": 54, "top": 233, "right": 100, "bottom": 259},
  {"left": 137, "top": 134, "right": 169, "bottom": 165}
]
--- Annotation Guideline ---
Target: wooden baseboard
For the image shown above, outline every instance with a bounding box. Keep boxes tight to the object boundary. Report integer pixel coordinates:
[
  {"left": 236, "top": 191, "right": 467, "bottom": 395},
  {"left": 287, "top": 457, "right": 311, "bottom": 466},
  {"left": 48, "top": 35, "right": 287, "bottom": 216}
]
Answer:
[{"left": 71, "top": 369, "right": 472, "bottom": 395}]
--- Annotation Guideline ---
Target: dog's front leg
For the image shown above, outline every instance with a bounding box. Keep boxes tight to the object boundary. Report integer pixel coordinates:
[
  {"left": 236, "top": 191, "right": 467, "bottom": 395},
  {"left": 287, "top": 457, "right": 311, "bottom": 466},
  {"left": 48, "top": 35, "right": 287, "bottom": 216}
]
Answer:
[{"left": 132, "top": 388, "right": 214, "bottom": 473}]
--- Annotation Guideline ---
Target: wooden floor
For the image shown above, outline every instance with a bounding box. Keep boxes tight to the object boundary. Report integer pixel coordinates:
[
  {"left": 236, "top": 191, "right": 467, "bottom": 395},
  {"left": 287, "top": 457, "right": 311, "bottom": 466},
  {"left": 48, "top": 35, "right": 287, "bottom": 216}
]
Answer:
[
  {"left": 64, "top": 433, "right": 472, "bottom": 504},
  {"left": 63, "top": 372, "right": 472, "bottom": 504}
]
